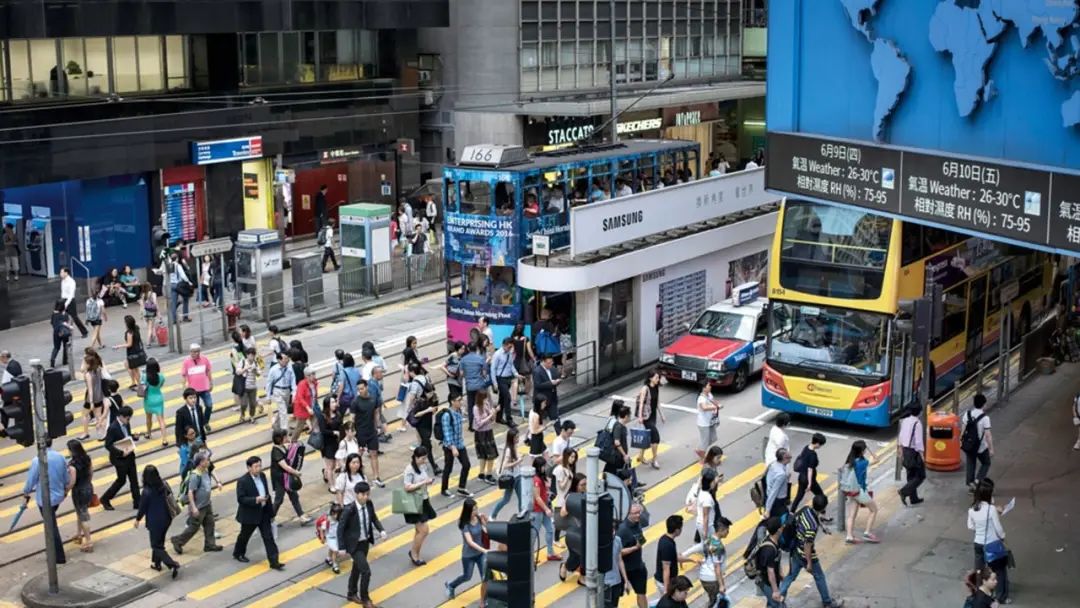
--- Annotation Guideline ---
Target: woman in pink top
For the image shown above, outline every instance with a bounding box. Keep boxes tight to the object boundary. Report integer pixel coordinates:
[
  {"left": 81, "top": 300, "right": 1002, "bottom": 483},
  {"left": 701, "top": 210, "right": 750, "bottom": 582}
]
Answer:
[
  {"left": 180, "top": 343, "right": 214, "bottom": 429},
  {"left": 471, "top": 391, "right": 498, "bottom": 485}
]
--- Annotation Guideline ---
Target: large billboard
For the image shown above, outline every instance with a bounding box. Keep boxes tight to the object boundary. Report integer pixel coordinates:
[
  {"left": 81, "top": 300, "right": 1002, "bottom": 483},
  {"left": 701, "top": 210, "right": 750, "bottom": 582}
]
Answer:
[{"left": 767, "top": 0, "right": 1080, "bottom": 252}]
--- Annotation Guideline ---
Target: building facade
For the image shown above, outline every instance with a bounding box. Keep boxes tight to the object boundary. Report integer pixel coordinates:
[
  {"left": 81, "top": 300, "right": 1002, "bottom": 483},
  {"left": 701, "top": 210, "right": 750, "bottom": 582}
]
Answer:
[
  {"left": 0, "top": 0, "right": 448, "bottom": 285},
  {"left": 418, "top": 0, "right": 766, "bottom": 177}
]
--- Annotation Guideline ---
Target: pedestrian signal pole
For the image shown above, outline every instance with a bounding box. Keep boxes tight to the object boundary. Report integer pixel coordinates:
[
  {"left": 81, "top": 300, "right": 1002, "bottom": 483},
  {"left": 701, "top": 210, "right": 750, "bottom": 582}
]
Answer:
[
  {"left": 895, "top": 277, "right": 941, "bottom": 478},
  {"left": 584, "top": 447, "right": 602, "bottom": 608},
  {"left": 31, "top": 360, "right": 60, "bottom": 594}
]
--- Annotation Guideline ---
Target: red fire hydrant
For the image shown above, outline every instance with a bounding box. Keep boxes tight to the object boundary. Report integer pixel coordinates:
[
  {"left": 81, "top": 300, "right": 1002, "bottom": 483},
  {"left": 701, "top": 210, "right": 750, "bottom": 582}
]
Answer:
[{"left": 225, "top": 303, "right": 241, "bottom": 332}]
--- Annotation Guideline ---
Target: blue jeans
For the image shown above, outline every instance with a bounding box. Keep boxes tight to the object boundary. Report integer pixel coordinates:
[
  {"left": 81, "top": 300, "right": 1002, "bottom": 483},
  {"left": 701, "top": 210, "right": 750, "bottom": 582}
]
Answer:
[
  {"left": 447, "top": 553, "right": 485, "bottom": 592},
  {"left": 780, "top": 554, "right": 833, "bottom": 605},
  {"left": 531, "top": 510, "right": 556, "bottom": 556},
  {"left": 757, "top": 580, "right": 786, "bottom": 607},
  {"left": 196, "top": 390, "right": 214, "bottom": 423},
  {"left": 491, "top": 478, "right": 520, "bottom": 519}
]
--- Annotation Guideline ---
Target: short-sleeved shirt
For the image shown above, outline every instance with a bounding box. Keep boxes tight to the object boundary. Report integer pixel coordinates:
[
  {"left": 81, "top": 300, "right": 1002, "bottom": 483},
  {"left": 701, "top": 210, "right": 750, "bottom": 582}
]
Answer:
[
  {"left": 696, "top": 394, "right": 717, "bottom": 427},
  {"left": 654, "top": 535, "right": 679, "bottom": 584},
  {"left": 532, "top": 476, "right": 549, "bottom": 513},
  {"left": 552, "top": 465, "right": 572, "bottom": 508},
  {"left": 964, "top": 409, "right": 992, "bottom": 453},
  {"left": 550, "top": 435, "right": 571, "bottom": 461},
  {"left": 656, "top": 597, "right": 689, "bottom": 608},
  {"left": 461, "top": 521, "right": 485, "bottom": 558},
  {"left": 352, "top": 395, "right": 379, "bottom": 440},
  {"left": 603, "top": 535, "right": 624, "bottom": 586},
  {"left": 694, "top": 488, "right": 715, "bottom": 533},
  {"left": 617, "top": 520, "right": 645, "bottom": 572},
  {"left": 793, "top": 506, "right": 821, "bottom": 560},
  {"left": 755, "top": 540, "right": 781, "bottom": 583},
  {"left": 335, "top": 472, "right": 366, "bottom": 506},
  {"left": 793, "top": 445, "right": 819, "bottom": 478},
  {"left": 187, "top": 470, "right": 213, "bottom": 509}
]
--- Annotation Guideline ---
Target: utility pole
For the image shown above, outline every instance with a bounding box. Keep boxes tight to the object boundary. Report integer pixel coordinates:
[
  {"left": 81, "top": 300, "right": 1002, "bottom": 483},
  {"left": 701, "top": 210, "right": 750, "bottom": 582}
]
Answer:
[
  {"left": 30, "top": 359, "right": 60, "bottom": 594},
  {"left": 608, "top": 0, "right": 618, "bottom": 143},
  {"left": 585, "top": 447, "right": 602, "bottom": 608}
]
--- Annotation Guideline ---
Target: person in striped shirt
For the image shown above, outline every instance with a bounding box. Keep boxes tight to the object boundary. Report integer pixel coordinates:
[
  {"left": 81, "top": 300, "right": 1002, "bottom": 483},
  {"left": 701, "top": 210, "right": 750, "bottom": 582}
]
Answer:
[{"left": 780, "top": 494, "right": 845, "bottom": 607}]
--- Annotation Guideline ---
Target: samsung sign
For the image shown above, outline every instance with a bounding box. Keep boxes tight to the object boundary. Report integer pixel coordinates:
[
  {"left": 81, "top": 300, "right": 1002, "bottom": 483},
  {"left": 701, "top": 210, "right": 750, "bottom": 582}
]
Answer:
[{"left": 569, "top": 168, "right": 778, "bottom": 258}]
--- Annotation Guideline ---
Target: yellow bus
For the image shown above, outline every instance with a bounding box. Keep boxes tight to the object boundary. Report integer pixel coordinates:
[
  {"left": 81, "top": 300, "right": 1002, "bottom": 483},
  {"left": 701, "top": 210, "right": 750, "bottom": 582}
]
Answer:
[{"left": 761, "top": 199, "right": 1053, "bottom": 427}]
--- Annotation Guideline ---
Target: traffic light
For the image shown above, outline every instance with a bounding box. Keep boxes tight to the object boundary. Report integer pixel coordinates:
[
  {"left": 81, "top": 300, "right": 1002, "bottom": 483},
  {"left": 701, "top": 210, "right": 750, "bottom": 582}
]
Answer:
[
  {"left": 1, "top": 376, "right": 33, "bottom": 447},
  {"left": 896, "top": 298, "right": 932, "bottom": 345},
  {"left": 486, "top": 514, "right": 533, "bottom": 607},
  {"left": 43, "top": 369, "right": 73, "bottom": 439},
  {"left": 564, "top": 492, "right": 615, "bottom": 573},
  {"left": 930, "top": 283, "right": 944, "bottom": 340}
]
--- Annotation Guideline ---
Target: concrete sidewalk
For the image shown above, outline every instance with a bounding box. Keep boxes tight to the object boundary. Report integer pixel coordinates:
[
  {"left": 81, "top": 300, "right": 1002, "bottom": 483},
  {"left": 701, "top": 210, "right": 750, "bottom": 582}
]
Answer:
[{"left": 773, "top": 361, "right": 1080, "bottom": 607}]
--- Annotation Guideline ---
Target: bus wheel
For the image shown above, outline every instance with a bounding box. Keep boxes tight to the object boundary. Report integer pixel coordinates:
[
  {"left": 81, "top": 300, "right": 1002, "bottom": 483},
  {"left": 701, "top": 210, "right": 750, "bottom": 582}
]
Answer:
[{"left": 732, "top": 364, "right": 749, "bottom": 392}]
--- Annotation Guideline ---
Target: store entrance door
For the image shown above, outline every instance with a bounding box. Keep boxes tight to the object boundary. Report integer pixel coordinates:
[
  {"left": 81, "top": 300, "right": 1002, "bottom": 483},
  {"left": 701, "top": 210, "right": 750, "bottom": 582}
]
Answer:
[{"left": 597, "top": 279, "right": 635, "bottom": 383}]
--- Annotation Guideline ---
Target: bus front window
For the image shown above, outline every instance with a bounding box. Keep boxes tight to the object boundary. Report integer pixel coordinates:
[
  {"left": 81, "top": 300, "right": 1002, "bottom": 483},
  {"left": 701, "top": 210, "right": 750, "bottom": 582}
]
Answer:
[{"left": 768, "top": 303, "right": 890, "bottom": 378}]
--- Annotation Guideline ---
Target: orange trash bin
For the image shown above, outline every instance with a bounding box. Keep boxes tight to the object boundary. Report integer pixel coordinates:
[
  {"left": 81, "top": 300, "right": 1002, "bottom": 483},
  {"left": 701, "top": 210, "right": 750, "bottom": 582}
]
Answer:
[{"left": 925, "top": 411, "right": 963, "bottom": 472}]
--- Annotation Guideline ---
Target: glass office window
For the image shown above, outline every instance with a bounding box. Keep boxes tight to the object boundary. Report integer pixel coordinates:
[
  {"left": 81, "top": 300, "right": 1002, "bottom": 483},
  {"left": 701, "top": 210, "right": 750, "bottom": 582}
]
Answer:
[
  {"left": 60, "top": 38, "right": 86, "bottom": 96},
  {"left": 29, "top": 39, "right": 59, "bottom": 97},
  {"left": 165, "top": 35, "right": 187, "bottom": 89},
  {"left": 0, "top": 42, "right": 6, "bottom": 101},
  {"left": 84, "top": 38, "right": 110, "bottom": 95},
  {"left": 6, "top": 40, "right": 32, "bottom": 100},
  {"left": 260, "top": 33, "right": 281, "bottom": 84},
  {"left": 136, "top": 36, "right": 163, "bottom": 91},
  {"left": 241, "top": 33, "right": 260, "bottom": 85},
  {"left": 281, "top": 32, "right": 301, "bottom": 84},
  {"left": 112, "top": 37, "right": 138, "bottom": 93}
]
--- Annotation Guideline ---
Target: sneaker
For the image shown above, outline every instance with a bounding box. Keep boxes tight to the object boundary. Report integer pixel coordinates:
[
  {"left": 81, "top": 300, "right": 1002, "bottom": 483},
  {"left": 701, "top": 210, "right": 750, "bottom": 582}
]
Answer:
[
  {"left": 827, "top": 600, "right": 845, "bottom": 608},
  {"left": 456, "top": 487, "right": 474, "bottom": 498},
  {"left": 374, "top": 478, "right": 386, "bottom": 488},
  {"left": 444, "top": 582, "right": 454, "bottom": 599},
  {"left": 440, "top": 490, "right": 452, "bottom": 498}
]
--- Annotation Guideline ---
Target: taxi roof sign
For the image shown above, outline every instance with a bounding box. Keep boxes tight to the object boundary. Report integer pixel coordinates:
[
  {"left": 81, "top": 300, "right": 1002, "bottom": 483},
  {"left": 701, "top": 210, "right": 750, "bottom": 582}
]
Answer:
[{"left": 733, "top": 282, "right": 761, "bottom": 306}]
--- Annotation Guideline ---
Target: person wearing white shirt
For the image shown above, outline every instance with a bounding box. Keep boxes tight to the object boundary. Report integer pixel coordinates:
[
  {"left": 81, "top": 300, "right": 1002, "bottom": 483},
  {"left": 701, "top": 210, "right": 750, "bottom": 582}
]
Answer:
[
  {"left": 682, "top": 516, "right": 731, "bottom": 607},
  {"left": 695, "top": 383, "right": 722, "bottom": 459},
  {"left": 967, "top": 482, "right": 1010, "bottom": 603},
  {"left": 321, "top": 218, "right": 340, "bottom": 272},
  {"left": 764, "top": 413, "right": 792, "bottom": 468},
  {"left": 615, "top": 179, "right": 633, "bottom": 198},
  {"left": 549, "top": 420, "right": 576, "bottom": 465},
  {"left": 59, "top": 268, "right": 89, "bottom": 338}
]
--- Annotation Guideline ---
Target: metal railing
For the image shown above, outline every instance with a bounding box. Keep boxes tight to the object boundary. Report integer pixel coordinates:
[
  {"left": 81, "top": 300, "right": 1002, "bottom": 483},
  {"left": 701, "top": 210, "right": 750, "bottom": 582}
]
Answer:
[{"left": 70, "top": 257, "right": 92, "bottom": 297}]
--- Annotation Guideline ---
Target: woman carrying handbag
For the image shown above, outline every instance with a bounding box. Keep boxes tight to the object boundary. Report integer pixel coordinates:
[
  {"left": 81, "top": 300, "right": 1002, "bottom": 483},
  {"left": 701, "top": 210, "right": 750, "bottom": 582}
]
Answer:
[
  {"left": 400, "top": 447, "right": 438, "bottom": 567},
  {"left": 967, "top": 481, "right": 1011, "bottom": 604}
]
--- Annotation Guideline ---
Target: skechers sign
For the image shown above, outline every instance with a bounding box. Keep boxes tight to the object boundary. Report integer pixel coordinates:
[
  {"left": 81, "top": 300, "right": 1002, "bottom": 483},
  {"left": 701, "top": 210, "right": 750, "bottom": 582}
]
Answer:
[
  {"left": 191, "top": 136, "right": 264, "bottom": 165},
  {"left": 569, "top": 168, "right": 778, "bottom": 258}
]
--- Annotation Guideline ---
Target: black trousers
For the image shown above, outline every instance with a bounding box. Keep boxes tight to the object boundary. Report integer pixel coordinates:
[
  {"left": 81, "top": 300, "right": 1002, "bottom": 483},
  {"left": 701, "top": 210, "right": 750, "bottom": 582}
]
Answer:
[
  {"left": 321, "top": 247, "right": 339, "bottom": 270},
  {"left": 273, "top": 487, "right": 305, "bottom": 518},
  {"left": 102, "top": 457, "right": 140, "bottom": 506},
  {"left": 50, "top": 334, "right": 69, "bottom": 368},
  {"left": 416, "top": 424, "right": 440, "bottom": 471},
  {"left": 234, "top": 516, "right": 280, "bottom": 565},
  {"left": 65, "top": 300, "right": 88, "bottom": 336},
  {"left": 900, "top": 462, "right": 927, "bottom": 501},
  {"left": 441, "top": 445, "right": 471, "bottom": 493},
  {"left": 792, "top": 474, "right": 824, "bottom": 511},
  {"left": 347, "top": 541, "right": 372, "bottom": 600},
  {"left": 496, "top": 377, "right": 514, "bottom": 422},
  {"left": 466, "top": 390, "right": 481, "bottom": 430},
  {"left": 149, "top": 524, "right": 179, "bottom": 569}
]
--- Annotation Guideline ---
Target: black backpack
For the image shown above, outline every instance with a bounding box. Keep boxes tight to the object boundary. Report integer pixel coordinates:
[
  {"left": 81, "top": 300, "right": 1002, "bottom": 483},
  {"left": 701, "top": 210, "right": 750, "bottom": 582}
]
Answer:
[
  {"left": 433, "top": 409, "right": 450, "bottom": 443},
  {"left": 960, "top": 411, "right": 986, "bottom": 454},
  {"left": 596, "top": 420, "right": 621, "bottom": 466},
  {"left": 742, "top": 524, "right": 773, "bottom": 581}
]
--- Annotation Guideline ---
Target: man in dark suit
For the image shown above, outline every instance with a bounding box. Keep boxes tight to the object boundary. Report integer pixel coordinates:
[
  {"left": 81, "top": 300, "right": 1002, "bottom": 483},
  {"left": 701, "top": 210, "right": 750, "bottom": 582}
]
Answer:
[
  {"left": 233, "top": 456, "right": 284, "bottom": 570},
  {"left": 339, "top": 482, "right": 385, "bottom": 607},
  {"left": 533, "top": 354, "right": 562, "bottom": 433},
  {"left": 100, "top": 406, "right": 139, "bottom": 511},
  {"left": 175, "top": 388, "right": 207, "bottom": 446}
]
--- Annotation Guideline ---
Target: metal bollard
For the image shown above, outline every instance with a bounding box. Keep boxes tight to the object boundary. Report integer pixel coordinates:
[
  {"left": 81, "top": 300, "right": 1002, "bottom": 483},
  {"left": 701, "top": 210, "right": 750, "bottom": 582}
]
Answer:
[
  {"left": 836, "top": 467, "right": 847, "bottom": 533},
  {"left": 303, "top": 279, "right": 312, "bottom": 318}
]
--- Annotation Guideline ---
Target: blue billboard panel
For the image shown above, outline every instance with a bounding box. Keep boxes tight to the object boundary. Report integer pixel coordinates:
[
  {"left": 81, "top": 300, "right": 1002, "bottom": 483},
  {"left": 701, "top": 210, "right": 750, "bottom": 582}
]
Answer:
[
  {"left": 190, "top": 136, "right": 263, "bottom": 165},
  {"left": 768, "top": 1, "right": 1080, "bottom": 169},
  {"left": 444, "top": 212, "right": 518, "bottom": 267}
]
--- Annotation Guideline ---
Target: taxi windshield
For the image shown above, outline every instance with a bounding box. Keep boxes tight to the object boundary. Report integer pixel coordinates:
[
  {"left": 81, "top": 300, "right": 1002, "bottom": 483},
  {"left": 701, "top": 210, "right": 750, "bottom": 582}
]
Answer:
[{"left": 689, "top": 310, "right": 755, "bottom": 342}]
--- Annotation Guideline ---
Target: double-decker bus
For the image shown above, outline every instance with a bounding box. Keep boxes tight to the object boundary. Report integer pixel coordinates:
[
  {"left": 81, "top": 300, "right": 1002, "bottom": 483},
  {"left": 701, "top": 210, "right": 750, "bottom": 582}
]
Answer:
[
  {"left": 761, "top": 199, "right": 1053, "bottom": 427},
  {"left": 441, "top": 140, "right": 699, "bottom": 345}
]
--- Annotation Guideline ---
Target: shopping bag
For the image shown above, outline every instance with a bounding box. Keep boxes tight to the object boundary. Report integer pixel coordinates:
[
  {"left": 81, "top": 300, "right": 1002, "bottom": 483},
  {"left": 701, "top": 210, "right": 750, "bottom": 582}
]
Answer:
[{"left": 629, "top": 427, "right": 651, "bottom": 450}]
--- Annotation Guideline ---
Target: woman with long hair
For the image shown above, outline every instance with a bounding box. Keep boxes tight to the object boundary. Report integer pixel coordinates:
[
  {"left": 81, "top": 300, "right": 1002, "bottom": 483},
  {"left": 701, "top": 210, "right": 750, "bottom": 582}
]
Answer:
[
  {"left": 398, "top": 335, "right": 422, "bottom": 402},
  {"left": 530, "top": 456, "right": 561, "bottom": 563},
  {"left": 491, "top": 427, "right": 524, "bottom": 519},
  {"left": 552, "top": 449, "right": 578, "bottom": 540},
  {"left": 558, "top": 473, "right": 588, "bottom": 582},
  {"left": 472, "top": 390, "right": 498, "bottom": 484},
  {"left": 403, "top": 446, "right": 438, "bottom": 566},
  {"left": 319, "top": 396, "right": 341, "bottom": 490},
  {"left": 694, "top": 468, "right": 722, "bottom": 542},
  {"left": 50, "top": 299, "right": 73, "bottom": 369},
  {"left": 79, "top": 350, "right": 105, "bottom": 440},
  {"left": 334, "top": 421, "right": 360, "bottom": 468},
  {"left": 843, "top": 440, "right": 880, "bottom": 544},
  {"left": 335, "top": 452, "right": 366, "bottom": 506},
  {"left": 114, "top": 315, "right": 145, "bottom": 390},
  {"left": 141, "top": 358, "right": 167, "bottom": 445},
  {"left": 134, "top": 465, "right": 180, "bottom": 578},
  {"left": 66, "top": 439, "right": 94, "bottom": 551},
  {"left": 636, "top": 369, "right": 665, "bottom": 469},
  {"left": 444, "top": 497, "right": 489, "bottom": 602},
  {"left": 229, "top": 329, "right": 247, "bottom": 412},
  {"left": 968, "top": 481, "right": 1010, "bottom": 603},
  {"left": 119, "top": 265, "right": 139, "bottom": 301},
  {"left": 510, "top": 322, "right": 536, "bottom": 404}
]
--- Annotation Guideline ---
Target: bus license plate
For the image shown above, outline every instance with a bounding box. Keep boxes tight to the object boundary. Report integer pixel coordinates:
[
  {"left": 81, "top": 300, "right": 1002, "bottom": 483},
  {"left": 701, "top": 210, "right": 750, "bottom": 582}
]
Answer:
[
  {"left": 805, "top": 406, "right": 834, "bottom": 418},
  {"left": 681, "top": 370, "right": 697, "bottom": 381}
]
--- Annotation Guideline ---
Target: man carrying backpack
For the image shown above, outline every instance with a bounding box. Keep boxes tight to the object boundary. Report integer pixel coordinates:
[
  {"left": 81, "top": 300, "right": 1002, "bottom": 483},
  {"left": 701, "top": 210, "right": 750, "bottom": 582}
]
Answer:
[
  {"left": 750, "top": 516, "right": 785, "bottom": 607},
  {"left": 961, "top": 393, "right": 994, "bottom": 490},
  {"left": 779, "top": 495, "right": 844, "bottom": 607}
]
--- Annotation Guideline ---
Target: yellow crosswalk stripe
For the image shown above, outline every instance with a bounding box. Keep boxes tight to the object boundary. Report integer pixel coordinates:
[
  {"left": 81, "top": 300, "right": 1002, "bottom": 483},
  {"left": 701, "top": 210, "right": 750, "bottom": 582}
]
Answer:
[
  {"left": 368, "top": 446, "right": 676, "bottom": 608},
  {"left": 197, "top": 433, "right": 566, "bottom": 604}
]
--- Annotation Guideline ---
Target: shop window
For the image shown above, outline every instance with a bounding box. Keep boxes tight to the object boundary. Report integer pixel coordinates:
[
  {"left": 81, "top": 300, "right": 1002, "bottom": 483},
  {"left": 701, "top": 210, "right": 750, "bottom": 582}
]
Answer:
[
  {"left": 112, "top": 37, "right": 138, "bottom": 92},
  {"left": 460, "top": 180, "right": 492, "bottom": 215}
]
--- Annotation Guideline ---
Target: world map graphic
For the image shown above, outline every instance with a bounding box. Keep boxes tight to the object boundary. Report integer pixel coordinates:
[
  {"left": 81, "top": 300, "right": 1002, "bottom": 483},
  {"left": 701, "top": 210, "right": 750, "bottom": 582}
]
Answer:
[{"left": 840, "top": 0, "right": 1080, "bottom": 141}]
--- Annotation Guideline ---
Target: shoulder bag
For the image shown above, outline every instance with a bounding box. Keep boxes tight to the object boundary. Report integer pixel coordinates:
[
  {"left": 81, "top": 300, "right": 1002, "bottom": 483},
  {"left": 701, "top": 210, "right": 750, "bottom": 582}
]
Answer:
[
  {"left": 496, "top": 448, "right": 515, "bottom": 490},
  {"left": 629, "top": 426, "right": 652, "bottom": 450},
  {"left": 164, "top": 485, "right": 181, "bottom": 518},
  {"left": 982, "top": 506, "right": 1008, "bottom": 565},
  {"left": 901, "top": 420, "right": 924, "bottom": 469},
  {"left": 392, "top": 488, "right": 423, "bottom": 515}
]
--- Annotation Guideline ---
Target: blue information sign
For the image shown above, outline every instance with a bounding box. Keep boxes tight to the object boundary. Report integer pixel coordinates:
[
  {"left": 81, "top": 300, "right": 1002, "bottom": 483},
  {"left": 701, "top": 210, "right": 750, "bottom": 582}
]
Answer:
[{"left": 190, "top": 136, "right": 263, "bottom": 165}]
